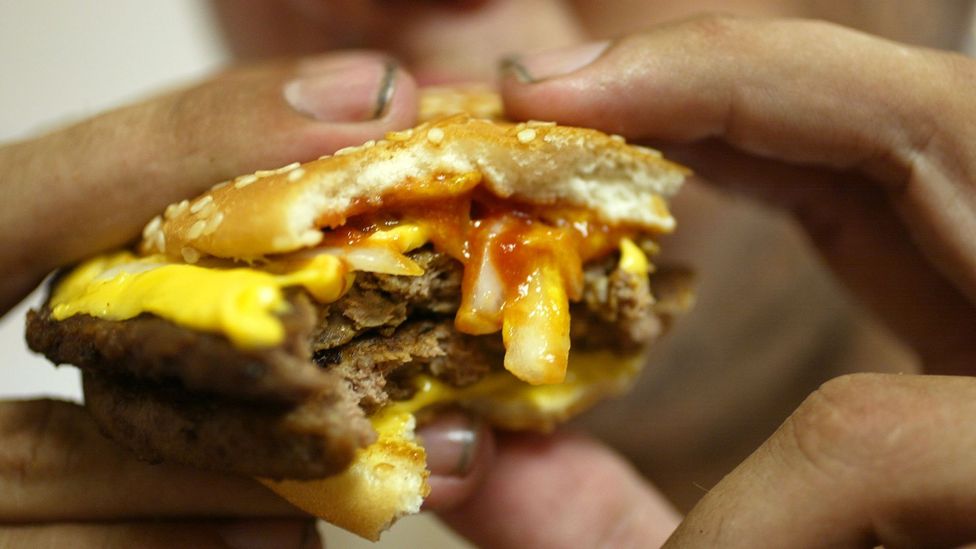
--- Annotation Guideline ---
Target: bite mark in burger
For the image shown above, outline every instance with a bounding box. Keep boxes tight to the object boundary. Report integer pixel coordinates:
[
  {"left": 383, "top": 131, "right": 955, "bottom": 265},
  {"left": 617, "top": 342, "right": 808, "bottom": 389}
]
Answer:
[{"left": 26, "top": 88, "right": 692, "bottom": 539}]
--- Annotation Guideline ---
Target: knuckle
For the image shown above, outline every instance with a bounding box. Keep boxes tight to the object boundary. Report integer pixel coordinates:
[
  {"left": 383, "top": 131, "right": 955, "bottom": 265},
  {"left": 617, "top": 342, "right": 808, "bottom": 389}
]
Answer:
[
  {"left": 787, "top": 374, "right": 923, "bottom": 480},
  {"left": 0, "top": 400, "right": 57, "bottom": 484},
  {"left": 682, "top": 12, "right": 742, "bottom": 40},
  {"left": 622, "top": 13, "right": 745, "bottom": 53},
  {"left": 162, "top": 83, "right": 220, "bottom": 155},
  {"left": 0, "top": 400, "right": 83, "bottom": 487}
]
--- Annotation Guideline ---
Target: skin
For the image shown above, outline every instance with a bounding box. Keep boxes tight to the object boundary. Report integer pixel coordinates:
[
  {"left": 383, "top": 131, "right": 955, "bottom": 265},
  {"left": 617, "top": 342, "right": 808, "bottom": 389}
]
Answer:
[
  {"left": 215, "top": 0, "right": 976, "bottom": 512},
  {"left": 446, "top": 15, "right": 976, "bottom": 546},
  {"left": 2, "top": 1, "right": 976, "bottom": 546}
]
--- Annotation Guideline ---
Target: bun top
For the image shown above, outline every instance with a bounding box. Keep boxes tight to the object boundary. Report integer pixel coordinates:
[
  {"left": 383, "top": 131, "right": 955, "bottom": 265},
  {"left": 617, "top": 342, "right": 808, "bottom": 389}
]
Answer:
[
  {"left": 418, "top": 85, "right": 504, "bottom": 121},
  {"left": 141, "top": 93, "right": 688, "bottom": 262}
]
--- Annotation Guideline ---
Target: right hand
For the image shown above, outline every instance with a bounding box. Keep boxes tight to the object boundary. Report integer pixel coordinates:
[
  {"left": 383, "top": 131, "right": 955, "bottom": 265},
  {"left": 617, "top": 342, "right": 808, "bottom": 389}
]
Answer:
[{"left": 435, "top": 15, "right": 976, "bottom": 548}]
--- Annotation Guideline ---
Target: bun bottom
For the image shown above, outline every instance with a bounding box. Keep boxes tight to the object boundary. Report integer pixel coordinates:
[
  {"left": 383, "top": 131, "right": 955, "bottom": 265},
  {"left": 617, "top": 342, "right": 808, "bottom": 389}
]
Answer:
[{"left": 262, "top": 351, "right": 644, "bottom": 540}]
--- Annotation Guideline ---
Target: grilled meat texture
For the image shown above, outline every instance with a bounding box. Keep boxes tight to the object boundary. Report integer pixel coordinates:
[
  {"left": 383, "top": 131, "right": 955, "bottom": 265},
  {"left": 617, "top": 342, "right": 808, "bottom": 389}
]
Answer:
[{"left": 27, "top": 247, "right": 679, "bottom": 478}]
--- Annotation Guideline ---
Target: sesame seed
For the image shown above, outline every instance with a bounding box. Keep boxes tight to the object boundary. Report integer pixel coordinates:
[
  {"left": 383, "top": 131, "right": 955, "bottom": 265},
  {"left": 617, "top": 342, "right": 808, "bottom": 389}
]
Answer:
[
  {"left": 142, "top": 215, "right": 162, "bottom": 239},
  {"left": 164, "top": 203, "right": 178, "bottom": 220},
  {"left": 211, "top": 180, "right": 229, "bottom": 191},
  {"left": 610, "top": 134, "right": 626, "bottom": 143},
  {"left": 154, "top": 231, "right": 166, "bottom": 253},
  {"left": 287, "top": 168, "right": 306, "bottom": 182},
  {"left": 187, "top": 219, "right": 207, "bottom": 239},
  {"left": 527, "top": 120, "right": 556, "bottom": 127},
  {"left": 181, "top": 247, "right": 200, "bottom": 264},
  {"left": 334, "top": 146, "right": 358, "bottom": 156},
  {"left": 175, "top": 200, "right": 190, "bottom": 216},
  {"left": 255, "top": 169, "right": 272, "bottom": 177},
  {"left": 635, "top": 145, "right": 662, "bottom": 157},
  {"left": 190, "top": 195, "right": 213, "bottom": 214},
  {"left": 386, "top": 129, "right": 413, "bottom": 141},
  {"left": 195, "top": 202, "right": 216, "bottom": 219},
  {"left": 517, "top": 128, "right": 537, "bottom": 144},
  {"left": 363, "top": 140, "right": 376, "bottom": 148},
  {"left": 280, "top": 162, "right": 300, "bottom": 173},
  {"left": 299, "top": 230, "right": 322, "bottom": 246},
  {"left": 317, "top": 154, "right": 331, "bottom": 160},
  {"left": 427, "top": 128, "right": 445, "bottom": 144},
  {"left": 203, "top": 211, "right": 224, "bottom": 235},
  {"left": 234, "top": 174, "right": 258, "bottom": 189}
]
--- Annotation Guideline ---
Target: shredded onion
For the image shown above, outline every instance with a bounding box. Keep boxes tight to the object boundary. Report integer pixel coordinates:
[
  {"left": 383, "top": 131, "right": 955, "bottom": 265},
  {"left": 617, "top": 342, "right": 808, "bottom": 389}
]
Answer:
[
  {"left": 456, "top": 251, "right": 504, "bottom": 334},
  {"left": 94, "top": 261, "right": 167, "bottom": 281},
  {"left": 502, "top": 262, "right": 570, "bottom": 385},
  {"left": 456, "top": 220, "right": 505, "bottom": 334},
  {"left": 316, "top": 246, "right": 424, "bottom": 276}
]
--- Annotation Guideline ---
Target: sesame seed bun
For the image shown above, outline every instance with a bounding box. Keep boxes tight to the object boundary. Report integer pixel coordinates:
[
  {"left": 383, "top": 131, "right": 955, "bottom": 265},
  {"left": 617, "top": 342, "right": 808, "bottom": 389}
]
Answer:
[
  {"left": 113, "top": 87, "right": 692, "bottom": 540},
  {"left": 418, "top": 84, "right": 504, "bottom": 121},
  {"left": 141, "top": 113, "right": 688, "bottom": 262},
  {"left": 261, "top": 413, "right": 429, "bottom": 541}
]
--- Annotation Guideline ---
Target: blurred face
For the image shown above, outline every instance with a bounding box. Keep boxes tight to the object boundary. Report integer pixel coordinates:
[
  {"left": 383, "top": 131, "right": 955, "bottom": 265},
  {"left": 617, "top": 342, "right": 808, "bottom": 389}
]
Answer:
[{"left": 214, "top": 0, "right": 973, "bottom": 82}]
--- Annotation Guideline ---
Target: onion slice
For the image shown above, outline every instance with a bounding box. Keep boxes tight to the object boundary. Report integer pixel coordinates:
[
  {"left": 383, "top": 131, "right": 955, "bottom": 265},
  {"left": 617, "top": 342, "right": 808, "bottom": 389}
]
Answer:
[
  {"left": 456, "top": 219, "right": 505, "bottom": 334},
  {"left": 502, "top": 262, "right": 570, "bottom": 385},
  {"left": 318, "top": 246, "right": 424, "bottom": 276}
]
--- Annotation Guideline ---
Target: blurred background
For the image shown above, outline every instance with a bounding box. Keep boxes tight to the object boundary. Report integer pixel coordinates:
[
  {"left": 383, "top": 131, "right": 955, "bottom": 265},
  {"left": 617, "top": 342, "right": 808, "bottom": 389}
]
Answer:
[{"left": 1, "top": 2, "right": 973, "bottom": 547}]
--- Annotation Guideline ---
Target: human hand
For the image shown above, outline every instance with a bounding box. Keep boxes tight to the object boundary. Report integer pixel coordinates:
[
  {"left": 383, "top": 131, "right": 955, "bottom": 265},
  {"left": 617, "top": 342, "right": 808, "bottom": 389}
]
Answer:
[
  {"left": 436, "top": 15, "right": 976, "bottom": 547},
  {"left": 0, "top": 399, "right": 491, "bottom": 547},
  {"left": 0, "top": 52, "right": 418, "bottom": 315},
  {"left": 501, "top": 15, "right": 976, "bottom": 375},
  {"left": 0, "top": 52, "right": 494, "bottom": 545}
]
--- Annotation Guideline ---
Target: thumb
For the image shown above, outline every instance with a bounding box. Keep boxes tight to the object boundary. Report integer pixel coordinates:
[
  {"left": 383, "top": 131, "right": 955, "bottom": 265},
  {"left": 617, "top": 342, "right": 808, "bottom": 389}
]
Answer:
[
  {"left": 0, "top": 52, "right": 417, "bottom": 312},
  {"left": 500, "top": 16, "right": 976, "bottom": 373},
  {"left": 439, "top": 431, "right": 679, "bottom": 549}
]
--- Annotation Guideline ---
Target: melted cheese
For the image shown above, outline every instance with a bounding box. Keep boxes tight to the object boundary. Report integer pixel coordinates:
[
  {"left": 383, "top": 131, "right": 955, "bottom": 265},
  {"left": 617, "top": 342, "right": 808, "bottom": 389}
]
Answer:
[
  {"left": 619, "top": 237, "right": 650, "bottom": 276},
  {"left": 262, "top": 349, "right": 643, "bottom": 540},
  {"left": 371, "top": 349, "right": 643, "bottom": 434},
  {"left": 49, "top": 220, "right": 653, "bottom": 383},
  {"left": 365, "top": 224, "right": 429, "bottom": 253},
  {"left": 51, "top": 252, "right": 350, "bottom": 348}
]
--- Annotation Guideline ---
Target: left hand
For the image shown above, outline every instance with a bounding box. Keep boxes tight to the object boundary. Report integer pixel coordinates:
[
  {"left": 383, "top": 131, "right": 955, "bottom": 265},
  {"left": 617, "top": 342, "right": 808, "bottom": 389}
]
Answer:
[{"left": 0, "top": 51, "right": 490, "bottom": 546}]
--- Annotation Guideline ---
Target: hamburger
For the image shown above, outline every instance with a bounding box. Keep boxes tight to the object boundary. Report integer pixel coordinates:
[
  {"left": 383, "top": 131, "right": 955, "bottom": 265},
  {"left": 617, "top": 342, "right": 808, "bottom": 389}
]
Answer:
[{"left": 25, "top": 88, "right": 692, "bottom": 539}]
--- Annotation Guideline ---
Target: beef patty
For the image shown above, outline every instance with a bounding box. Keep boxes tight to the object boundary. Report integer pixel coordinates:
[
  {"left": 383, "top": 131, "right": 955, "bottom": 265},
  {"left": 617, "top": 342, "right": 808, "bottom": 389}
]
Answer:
[{"left": 27, "top": 247, "right": 689, "bottom": 479}]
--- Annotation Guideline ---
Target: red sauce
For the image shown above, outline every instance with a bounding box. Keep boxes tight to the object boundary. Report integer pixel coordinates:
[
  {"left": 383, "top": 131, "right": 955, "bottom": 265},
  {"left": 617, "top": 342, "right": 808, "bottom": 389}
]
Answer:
[
  {"left": 313, "top": 190, "right": 648, "bottom": 383},
  {"left": 318, "top": 190, "right": 637, "bottom": 329}
]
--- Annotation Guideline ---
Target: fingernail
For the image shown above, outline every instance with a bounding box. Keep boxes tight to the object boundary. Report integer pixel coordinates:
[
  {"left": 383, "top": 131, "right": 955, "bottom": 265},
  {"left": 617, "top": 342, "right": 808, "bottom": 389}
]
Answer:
[
  {"left": 218, "top": 519, "right": 322, "bottom": 549},
  {"left": 284, "top": 59, "right": 397, "bottom": 122},
  {"left": 503, "top": 40, "right": 609, "bottom": 83},
  {"left": 418, "top": 411, "right": 480, "bottom": 477}
]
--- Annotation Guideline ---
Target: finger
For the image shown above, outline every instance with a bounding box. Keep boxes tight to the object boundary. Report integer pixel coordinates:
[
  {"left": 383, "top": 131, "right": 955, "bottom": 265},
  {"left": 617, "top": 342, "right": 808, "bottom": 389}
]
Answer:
[
  {"left": 0, "top": 399, "right": 301, "bottom": 521},
  {"left": 0, "top": 51, "right": 418, "bottom": 313},
  {"left": 439, "top": 431, "right": 679, "bottom": 549},
  {"left": 0, "top": 519, "right": 319, "bottom": 549},
  {"left": 501, "top": 15, "right": 976, "bottom": 308},
  {"left": 667, "top": 374, "right": 976, "bottom": 547},
  {"left": 664, "top": 141, "right": 976, "bottom": 373},
  {"left": 417, "top": 410, "right": 495, "bottom": 511}
]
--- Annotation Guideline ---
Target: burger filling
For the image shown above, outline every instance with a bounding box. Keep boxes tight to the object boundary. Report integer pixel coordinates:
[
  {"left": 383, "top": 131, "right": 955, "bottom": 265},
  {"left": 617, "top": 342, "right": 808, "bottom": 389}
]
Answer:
[
  {"left": 28, "top": 193, "right": 692, "bottom": 479},
  {"left": 28, "top": 245, "right": 689, "bottom": 480}
]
